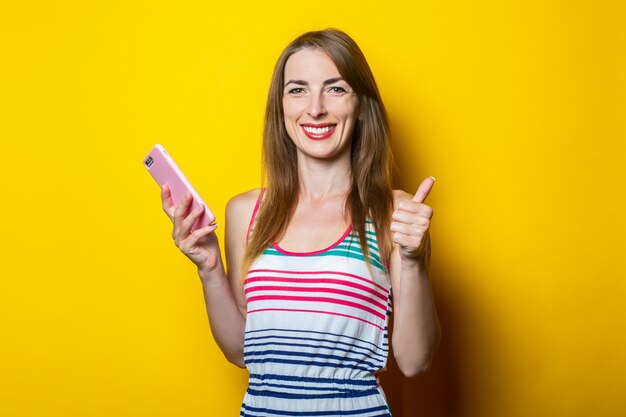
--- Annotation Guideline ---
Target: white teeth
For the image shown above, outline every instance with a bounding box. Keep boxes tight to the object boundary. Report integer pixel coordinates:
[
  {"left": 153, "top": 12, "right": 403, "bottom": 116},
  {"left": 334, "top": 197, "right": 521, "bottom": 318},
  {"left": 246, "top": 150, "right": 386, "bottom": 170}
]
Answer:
[{"left": 303, "top": 125, "right": 334, "bottom": 135}]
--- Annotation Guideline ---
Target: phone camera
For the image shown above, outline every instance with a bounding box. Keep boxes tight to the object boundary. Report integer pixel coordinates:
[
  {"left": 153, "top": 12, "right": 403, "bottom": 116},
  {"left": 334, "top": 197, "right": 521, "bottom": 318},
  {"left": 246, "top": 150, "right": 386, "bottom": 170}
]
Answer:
[{"left": 145, "top": 156, "right": 154, "bottom": 168}]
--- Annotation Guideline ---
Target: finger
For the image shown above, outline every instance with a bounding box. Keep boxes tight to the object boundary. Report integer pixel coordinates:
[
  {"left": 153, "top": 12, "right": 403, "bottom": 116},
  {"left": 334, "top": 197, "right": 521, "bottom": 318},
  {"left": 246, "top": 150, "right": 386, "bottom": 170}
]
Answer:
[
  {"left": 173, "top": 192, "right": 193, "bottom": 224},
  {"left": 394, "top": 203, "right": 434, "bottom": 219},
  {"left": 392, "top": 231, "right": 423, "bottom": 249},
  {"left": 392, "top": 210, "right": 415, "bottom": 224},
  {"left": 390, "top": 221, "right": 426, "bottom": 236},
  {"left": 178, "top": 223, "right": 218, "bottom": 257},
  {"left": 392, "top": 210, "right": 428, "bottom": 227},
  {"left": 179, "top": 205, "right": 205, "bottom": 238},
  {"left": 184, "top": 223, "right": 218, "bottom": 247},
  {"left": 413, "top": 176, "right": 435, "bottom": 203},
  {"left": 392, "top": 211, "right": 431, "bottom": 229},
  {"left": 161, "top": 184, "right": 175, "bottom": 219}
]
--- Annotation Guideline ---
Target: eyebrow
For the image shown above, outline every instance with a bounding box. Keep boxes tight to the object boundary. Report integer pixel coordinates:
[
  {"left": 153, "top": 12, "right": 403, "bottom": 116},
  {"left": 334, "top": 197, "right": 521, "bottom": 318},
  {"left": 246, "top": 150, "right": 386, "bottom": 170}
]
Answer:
[{"left": 284, "top": 77, "right": 345, "bottom": 87}]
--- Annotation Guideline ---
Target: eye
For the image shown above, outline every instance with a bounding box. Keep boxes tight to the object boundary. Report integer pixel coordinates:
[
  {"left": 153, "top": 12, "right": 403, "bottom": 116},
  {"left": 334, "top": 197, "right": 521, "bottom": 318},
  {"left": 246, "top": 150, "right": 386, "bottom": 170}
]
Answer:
[
  {"left": 327, "top": 86, "right": 348, "bottom": 94},
  {"left": 287, "top": 87, "right": 306, "bottom": 95}
]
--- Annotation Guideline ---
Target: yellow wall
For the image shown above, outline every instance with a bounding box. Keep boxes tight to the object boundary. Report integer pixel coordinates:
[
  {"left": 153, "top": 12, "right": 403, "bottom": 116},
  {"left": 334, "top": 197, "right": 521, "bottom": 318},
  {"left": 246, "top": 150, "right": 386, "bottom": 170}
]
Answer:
[{"left": 1, "top": 1, "right": 624, "bottom": 416}]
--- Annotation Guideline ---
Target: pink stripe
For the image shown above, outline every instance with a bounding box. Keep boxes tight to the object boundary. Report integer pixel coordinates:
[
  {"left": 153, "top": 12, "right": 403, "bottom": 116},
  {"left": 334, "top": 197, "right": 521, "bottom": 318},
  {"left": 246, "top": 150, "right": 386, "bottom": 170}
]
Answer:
[
  {"left": 245, "top": 188, "right": 265, "bottom": 243},
  {"left": 247, "top": 269, "right": 389, "bottom": 294},
  {"left": 246, "top": 295, "right": 386, "bottom": 321},
  {"left": 246, "top": 285, "right": 388, "bottom": 312},
  {"left": 247, "top": 308, "right": 385, "bottom": 331},
  {"left": 245, "top": 276, "right": 388, "bottom": 302},
  {"left": 272, "top": 226, "right": 352, "bottom": 256}
]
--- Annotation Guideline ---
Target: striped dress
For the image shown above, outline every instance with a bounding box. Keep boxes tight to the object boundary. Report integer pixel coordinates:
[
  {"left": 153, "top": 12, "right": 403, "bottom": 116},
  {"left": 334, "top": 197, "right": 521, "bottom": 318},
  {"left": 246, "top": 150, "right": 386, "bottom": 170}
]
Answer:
[{"left": 241, "top": 195, "right": 393, "bottom": 417}]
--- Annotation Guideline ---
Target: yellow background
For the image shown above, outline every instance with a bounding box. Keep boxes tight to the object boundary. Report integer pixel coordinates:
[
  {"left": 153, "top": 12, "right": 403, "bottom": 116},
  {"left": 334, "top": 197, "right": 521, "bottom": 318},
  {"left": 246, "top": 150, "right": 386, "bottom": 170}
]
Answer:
[{"left": 1, "top": 1, "right": 624, "bottom": 416}]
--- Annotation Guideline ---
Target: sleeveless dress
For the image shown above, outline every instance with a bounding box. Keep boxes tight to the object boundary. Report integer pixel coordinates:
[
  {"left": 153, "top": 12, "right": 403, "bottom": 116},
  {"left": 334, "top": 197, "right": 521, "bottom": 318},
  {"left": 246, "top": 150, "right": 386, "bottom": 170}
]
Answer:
[{"left": 240, "top": 193, "right": 393, "bottom": 417}]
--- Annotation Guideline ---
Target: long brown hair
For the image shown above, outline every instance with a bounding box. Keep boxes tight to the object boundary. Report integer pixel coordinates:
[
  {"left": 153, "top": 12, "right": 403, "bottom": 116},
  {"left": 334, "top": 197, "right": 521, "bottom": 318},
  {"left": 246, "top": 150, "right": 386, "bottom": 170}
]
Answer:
[{"left": 242, "top": 29, "right": 396, "bottom": 274}]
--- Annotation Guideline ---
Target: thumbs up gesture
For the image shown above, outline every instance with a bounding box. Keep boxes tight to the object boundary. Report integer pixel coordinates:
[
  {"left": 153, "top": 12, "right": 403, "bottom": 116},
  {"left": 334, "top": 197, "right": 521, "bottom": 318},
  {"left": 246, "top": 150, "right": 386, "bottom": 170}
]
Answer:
[{"left": 391, "top": 177, "right": 435, "bottom": 262}]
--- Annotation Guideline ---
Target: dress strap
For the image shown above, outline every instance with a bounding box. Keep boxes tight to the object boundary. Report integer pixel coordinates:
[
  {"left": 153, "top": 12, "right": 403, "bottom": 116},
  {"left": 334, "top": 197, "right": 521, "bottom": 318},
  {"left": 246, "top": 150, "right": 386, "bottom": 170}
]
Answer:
[{"left": 246, "top": 188, "right": 266, "bottom": 243}]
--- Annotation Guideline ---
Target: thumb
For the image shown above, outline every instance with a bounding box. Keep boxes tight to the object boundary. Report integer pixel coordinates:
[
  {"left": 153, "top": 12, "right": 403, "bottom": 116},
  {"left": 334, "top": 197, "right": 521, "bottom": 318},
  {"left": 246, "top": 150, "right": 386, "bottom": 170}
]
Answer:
[{"left": 413, "top": 176, "right": 436, "bottom": 203}]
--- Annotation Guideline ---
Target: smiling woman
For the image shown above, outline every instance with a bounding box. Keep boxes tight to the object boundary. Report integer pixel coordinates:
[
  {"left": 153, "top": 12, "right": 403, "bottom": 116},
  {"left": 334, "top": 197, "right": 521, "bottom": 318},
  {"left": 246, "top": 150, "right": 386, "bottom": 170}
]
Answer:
[
  {"left": 158, "top": 29, "right": 440, "bottom": 416},
  {"left": 282, "top": 49, "right": 360, "bottom": 160}
]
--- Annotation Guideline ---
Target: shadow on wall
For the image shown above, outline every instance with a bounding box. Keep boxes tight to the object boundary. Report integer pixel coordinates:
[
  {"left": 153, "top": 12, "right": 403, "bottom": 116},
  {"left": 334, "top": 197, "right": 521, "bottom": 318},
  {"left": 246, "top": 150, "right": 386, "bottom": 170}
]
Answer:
[
  {"left": 379, "top": 276, "right": 464, "bottom": 417},
  {"left": 380, "top": 121, "right": 466, "bottom": 416}
]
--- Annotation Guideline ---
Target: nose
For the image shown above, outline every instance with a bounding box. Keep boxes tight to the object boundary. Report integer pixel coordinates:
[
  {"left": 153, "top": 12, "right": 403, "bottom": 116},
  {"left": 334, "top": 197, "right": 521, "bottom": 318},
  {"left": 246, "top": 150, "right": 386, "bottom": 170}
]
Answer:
[{"left": 307, "top": 92, "right": 327, "bottom": 118}]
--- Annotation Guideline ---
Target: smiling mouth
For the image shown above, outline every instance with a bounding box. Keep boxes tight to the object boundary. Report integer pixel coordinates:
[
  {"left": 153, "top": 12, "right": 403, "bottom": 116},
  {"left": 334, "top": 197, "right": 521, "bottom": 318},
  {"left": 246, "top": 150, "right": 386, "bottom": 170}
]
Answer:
[{"left": 301, "top": 124, "right": 337, "bottom": 140}]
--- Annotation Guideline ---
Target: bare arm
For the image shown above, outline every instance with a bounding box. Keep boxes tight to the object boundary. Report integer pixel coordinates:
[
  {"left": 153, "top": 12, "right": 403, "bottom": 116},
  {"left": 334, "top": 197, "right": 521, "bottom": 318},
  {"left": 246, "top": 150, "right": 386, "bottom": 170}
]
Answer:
[
  {"left": 161, "top": 185, "right": 259, "bottom": 368},
  {"left": 389, "top": 180, "right": 441, "bottom": 377}
]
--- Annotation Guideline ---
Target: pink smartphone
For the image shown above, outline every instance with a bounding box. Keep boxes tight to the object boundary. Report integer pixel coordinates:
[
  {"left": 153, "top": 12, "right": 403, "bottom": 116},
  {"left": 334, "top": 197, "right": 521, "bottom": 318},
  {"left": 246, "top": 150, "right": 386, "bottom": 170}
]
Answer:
[{"left": 144, "top": 144, "right": 215, "bottom": 231}]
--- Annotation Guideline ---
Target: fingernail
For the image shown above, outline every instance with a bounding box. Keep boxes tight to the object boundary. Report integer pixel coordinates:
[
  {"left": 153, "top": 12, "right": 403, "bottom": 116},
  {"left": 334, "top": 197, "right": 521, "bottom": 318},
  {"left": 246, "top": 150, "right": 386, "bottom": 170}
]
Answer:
[{"left": 429, "top": 176, "right": 436, "bottom": 182}]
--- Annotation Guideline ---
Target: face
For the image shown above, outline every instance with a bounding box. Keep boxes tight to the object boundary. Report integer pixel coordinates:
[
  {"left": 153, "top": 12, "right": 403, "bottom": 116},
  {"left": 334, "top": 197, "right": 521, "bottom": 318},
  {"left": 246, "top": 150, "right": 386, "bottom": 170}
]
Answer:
[{"left": 282, "top": 48, "right": 359, "bottom": 161}]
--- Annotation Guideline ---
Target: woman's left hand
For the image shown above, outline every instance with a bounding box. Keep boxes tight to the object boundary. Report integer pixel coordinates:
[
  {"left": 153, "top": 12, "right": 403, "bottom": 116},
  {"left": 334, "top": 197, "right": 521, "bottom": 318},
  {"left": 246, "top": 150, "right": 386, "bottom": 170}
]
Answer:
[{"left": 391, "top": 177, "right": 435, "bottom": 263}]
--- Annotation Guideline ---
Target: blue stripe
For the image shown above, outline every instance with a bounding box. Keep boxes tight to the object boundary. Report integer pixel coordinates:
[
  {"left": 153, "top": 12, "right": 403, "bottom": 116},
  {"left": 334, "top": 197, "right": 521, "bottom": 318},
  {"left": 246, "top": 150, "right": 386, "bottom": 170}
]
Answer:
[
  {"left": 245, "top": 340, "right": 387, "bottom": 362},
  {"left": 245, "top": 336, "right": 387, "bottom": 360},
  {"left": 245, "top": 388, "right": 379, "bottom": 400},
  {"left": 244, "top": 349, "right": 381, "bottom": 369},
  {"left": 248, "top": 381, "right": 368, "bottom": 392},
  {"left": 241, "top": 404, "right": 390, "bottom": 417},
  {"left": 334, "top": 243, "right": 383, "bottom": 263},
  {"left": 315, "top": 250, "right": 386, "bottom": 271},
  {"left": 345, "top": 234, "right": 381, "bottom": 252},
  {"left": 249, "top": 373, "right": 377, "bottom": 387},
  {"left": 262, "top": 246, "right": 386, "bottom": 271},
  {"left": 244, "top": 358, "right": 378, "bottom": 373},
  {"left": 346, "top": 233, "right": 378, "bottom": 244},
  {"left": 245, "top": 328, "right": 385, "bottom": 352},
  {"left": 343, "top": 235, "right": 380, "bottom": 252}
]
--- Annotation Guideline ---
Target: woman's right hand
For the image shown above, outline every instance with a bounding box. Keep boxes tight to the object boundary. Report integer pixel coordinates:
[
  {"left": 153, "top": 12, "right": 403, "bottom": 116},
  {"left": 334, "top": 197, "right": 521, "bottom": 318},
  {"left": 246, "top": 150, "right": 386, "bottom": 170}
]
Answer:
[{"left": 161, "top": 184, "right": 221, "bottom": 273}]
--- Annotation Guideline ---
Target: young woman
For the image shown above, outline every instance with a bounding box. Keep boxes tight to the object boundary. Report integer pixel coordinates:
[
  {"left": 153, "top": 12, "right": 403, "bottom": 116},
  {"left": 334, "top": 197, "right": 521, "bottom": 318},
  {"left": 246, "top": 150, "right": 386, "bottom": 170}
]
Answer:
[{"left": 160, "top": 29, "right": 440, "bottom": 416}]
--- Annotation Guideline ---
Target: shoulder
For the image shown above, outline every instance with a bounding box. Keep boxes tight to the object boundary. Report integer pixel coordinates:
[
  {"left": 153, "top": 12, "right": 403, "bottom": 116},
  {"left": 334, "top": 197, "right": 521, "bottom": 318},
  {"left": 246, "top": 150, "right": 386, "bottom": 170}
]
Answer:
[
  {"left": 227, "top": 187, "right": 263, "bottom": 208},
  {"left": 226, "top": 188, "right": 261, "bottom": 216},
  {"left": 226, "top": 188, "right": 263, "bottom": 221},
  {"left": 393, "top": 189, "right": 413, "bottom": 210},
  {"left": 225, "top": 188, "right": 263, "bottom": 247}
]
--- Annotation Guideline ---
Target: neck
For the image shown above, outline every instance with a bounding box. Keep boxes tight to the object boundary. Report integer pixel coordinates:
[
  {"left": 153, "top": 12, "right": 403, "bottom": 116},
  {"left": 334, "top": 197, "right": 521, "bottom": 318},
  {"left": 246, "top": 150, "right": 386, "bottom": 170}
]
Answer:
[{"left": 296, "top": 152, "right": 352, "bottom": 202}]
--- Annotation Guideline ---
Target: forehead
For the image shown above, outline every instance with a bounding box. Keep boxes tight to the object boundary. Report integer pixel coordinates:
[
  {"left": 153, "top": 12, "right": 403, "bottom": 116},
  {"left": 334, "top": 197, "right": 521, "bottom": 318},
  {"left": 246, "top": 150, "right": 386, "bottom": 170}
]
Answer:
[{"left": 284, "top": 48, "right": 342, "bottom": 81}]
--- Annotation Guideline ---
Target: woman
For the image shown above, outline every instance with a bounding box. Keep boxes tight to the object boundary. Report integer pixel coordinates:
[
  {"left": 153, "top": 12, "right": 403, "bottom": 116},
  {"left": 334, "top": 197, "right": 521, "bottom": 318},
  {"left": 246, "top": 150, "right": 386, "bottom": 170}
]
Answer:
[{"left": 161, "top": 29, "right": 440, "bottom": 416}]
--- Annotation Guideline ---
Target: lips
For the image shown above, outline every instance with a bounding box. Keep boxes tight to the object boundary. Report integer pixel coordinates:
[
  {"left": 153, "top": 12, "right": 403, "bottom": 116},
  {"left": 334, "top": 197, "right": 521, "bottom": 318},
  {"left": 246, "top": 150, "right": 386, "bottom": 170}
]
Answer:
[{"left": 301, "top": 123, "right": 337, "bottom": 140}]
